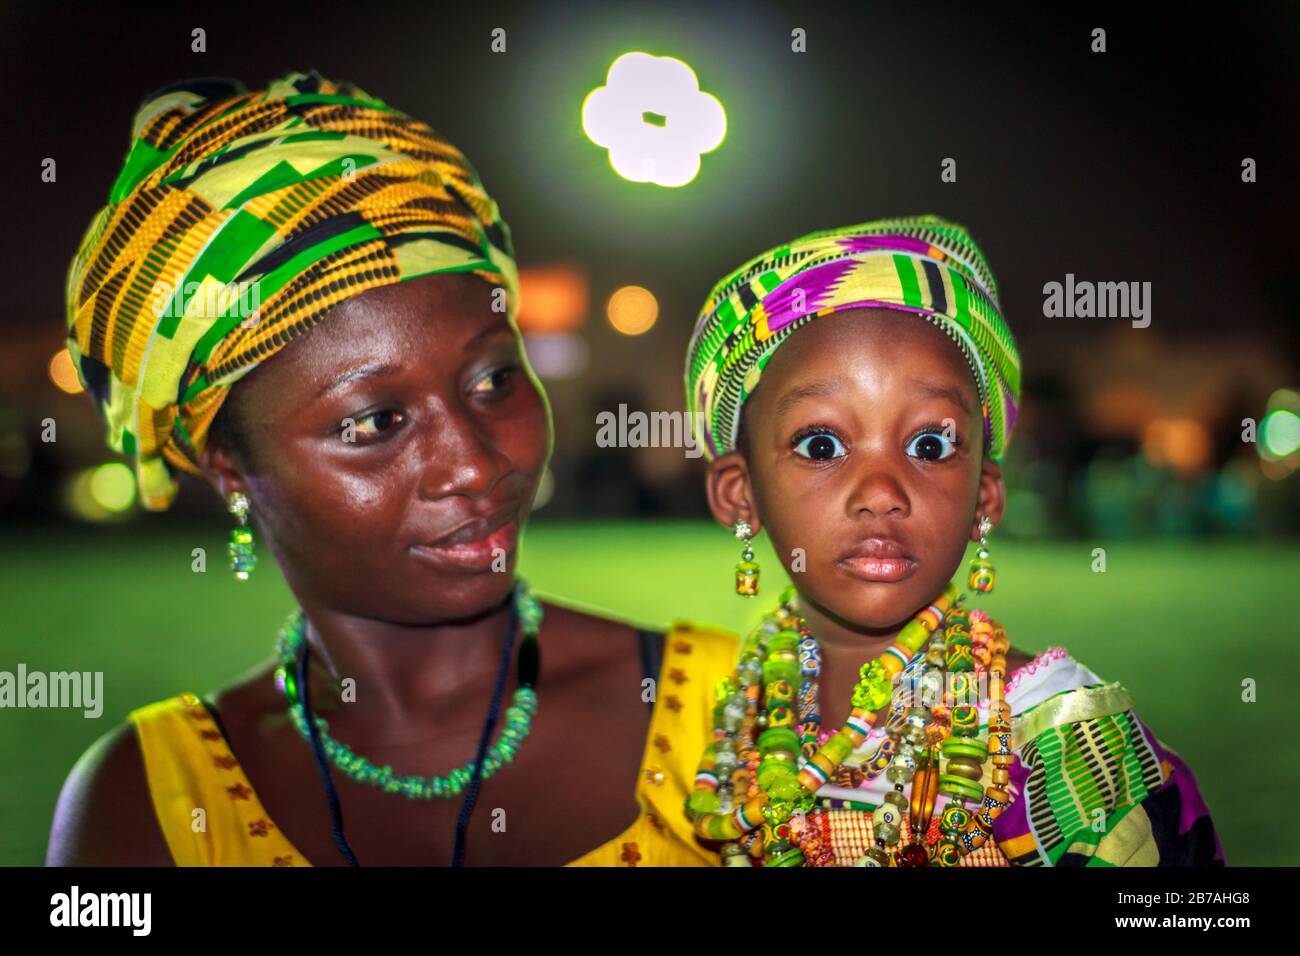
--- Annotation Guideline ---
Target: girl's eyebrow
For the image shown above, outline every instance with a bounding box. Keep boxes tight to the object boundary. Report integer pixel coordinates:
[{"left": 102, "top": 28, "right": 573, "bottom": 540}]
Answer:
[
  {"left": 773, "top": 380, "right": 839, "bottom": 417},
  {"left": 773, "top": 378, "right": 972, "bottom": 419},
  {"left": 911, "top": 379, "right": 972, "bottom": 416}
]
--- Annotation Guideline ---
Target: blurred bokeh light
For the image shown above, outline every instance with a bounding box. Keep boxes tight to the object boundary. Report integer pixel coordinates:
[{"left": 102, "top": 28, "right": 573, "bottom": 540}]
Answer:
[
  {"left": 47, "top": 348, "right": 83, "bottom": 395},
  {"left": 606, "top": 285, "right": 658, "bottom": 335}
]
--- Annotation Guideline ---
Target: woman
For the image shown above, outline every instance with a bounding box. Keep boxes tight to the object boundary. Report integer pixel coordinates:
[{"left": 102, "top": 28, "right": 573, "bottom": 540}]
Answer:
[
  {"left": 46, "top": 70, "right": 736, "bottom": 866},
  {"left": 669, "top": 216, "right": 1224, "bottom": 866}
]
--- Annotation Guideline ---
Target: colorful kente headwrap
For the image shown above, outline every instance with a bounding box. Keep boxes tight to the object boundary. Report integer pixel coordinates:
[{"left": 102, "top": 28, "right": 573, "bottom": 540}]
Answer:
[
  {"left": 66, "top": 70, "right": 519, "bottom": 510},
  {"left": 685, "top": 215, "right": 1021, "bottom": 462}
]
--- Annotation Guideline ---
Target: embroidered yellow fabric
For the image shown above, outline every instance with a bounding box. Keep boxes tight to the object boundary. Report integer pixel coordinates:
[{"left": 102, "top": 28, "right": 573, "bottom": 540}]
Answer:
[{"left": 128, "top": 621, "right": 738, "bottom": 866}]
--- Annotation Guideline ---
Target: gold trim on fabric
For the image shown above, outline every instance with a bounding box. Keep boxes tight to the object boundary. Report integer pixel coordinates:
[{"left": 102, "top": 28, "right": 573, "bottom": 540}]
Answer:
[
  {"left": 1011, "top": 681, "right": 1134, "bottom": 750},
  {"left": 1094, "top": 803, "right": 1160, "bottom": 866}
]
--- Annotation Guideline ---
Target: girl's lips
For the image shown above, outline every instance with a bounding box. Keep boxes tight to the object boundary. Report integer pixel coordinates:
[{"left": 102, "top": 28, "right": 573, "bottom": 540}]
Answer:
[
  {"left": 410, "top": 519, "right": 519, "bottom": 572},
  {"left": 838, "top": 555, "right": 918, "bottom": 582}
]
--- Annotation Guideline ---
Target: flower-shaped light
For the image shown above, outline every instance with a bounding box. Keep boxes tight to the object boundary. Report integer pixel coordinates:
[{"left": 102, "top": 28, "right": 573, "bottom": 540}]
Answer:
[{"left": 582, "top": 52, "right": 726, "bottom": 187}]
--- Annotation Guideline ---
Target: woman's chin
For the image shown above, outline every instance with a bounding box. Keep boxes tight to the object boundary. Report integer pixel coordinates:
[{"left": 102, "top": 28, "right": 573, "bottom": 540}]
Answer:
[{"left": 400, "top": 568, "right": 520, "bottom": 623}]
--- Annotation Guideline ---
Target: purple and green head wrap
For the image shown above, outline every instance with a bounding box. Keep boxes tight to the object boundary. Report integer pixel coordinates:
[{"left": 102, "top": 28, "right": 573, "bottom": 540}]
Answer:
[{"left": 685, "top": 214, "right": 1021, "bottom": 462}]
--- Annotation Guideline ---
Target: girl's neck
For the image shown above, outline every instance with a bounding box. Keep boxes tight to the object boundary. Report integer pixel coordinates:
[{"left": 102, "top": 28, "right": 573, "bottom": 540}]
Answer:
[
  {"left": 795, "top": 594, "right": 909, "bottom": 662},
  {"left": 793, "top": 590, "right": 933, "bottom": 732}
]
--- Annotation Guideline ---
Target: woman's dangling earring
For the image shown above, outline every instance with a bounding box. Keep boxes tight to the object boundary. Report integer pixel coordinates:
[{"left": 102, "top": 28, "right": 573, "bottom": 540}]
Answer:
[
  {"left": 228, "top": 491, "right": 257, "bottom": 581},
  {"left": 734, "top": 519, "right": 759, "bottom": 597},
  {"left": 968, "top": 514, "right": 995, "bottom": 594}
]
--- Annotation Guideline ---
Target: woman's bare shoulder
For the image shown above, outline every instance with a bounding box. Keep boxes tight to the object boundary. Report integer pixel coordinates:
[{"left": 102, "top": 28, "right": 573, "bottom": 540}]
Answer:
[
  {"left": 46, "top": 720, "right": 174, "bottom": 866},
  {"left": 538, "top": 598, "right": 649, "bottom": 631},
  {"left": 537, "top": 599, "right": 650, "bottom": 646},
  {"left": 533, "top": 600, "right": 671, "bottom": 687}
]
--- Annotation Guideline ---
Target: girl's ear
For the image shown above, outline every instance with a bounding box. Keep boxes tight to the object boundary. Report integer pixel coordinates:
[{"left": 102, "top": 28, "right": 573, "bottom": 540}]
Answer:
[
  {"left": 972, "top": 457, "right": 1007, "bottom": 541},
  {"left": 705, "top": 451, "right": 762, "bottom": 534}
]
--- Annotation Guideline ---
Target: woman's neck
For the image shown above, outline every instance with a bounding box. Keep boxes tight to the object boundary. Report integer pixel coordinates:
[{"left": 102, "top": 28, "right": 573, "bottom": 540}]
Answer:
[{"left": 291, "top": 590, "right": 518, "bottom": 743}]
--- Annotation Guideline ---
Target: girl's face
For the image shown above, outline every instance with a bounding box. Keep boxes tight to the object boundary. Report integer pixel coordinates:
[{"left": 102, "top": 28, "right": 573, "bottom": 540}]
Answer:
[
  {"left": 202, "top": 272, "right": 552, "bottom": 623},
  {"left": 706, "top": 308, "right": 1005, "bottom": 630}
]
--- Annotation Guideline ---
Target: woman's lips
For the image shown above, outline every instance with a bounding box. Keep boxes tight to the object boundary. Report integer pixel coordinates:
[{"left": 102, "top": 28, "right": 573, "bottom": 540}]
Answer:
[
  {"left": 838, "top": 555, "right": 918, "bottom": 582},
  {"left": 410, "top": 519, "right": 519, "bottom": 572}
]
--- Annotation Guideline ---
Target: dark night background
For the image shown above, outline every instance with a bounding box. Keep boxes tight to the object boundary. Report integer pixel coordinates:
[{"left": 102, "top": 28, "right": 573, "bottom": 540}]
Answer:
[
  {"left": 0, "top": 0, "right": 1295, "bottom": 527},
  {"left": 0, "top": 1, "right": 1296, "bottom": 867}
]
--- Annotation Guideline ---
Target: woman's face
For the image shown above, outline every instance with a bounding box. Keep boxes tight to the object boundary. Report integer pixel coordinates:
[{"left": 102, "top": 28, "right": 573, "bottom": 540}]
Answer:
[
  {"left": 203, "top": 272, "right": 552, "bottom": 623},
  {"left": 707, "top": 307, "right": 1004, "bottom": 630}
]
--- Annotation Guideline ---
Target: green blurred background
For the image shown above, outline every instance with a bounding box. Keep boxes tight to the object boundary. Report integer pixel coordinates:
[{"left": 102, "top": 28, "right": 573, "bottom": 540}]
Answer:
[{"left": 2, "top": 521, "right": 1296, "bottom": 866}]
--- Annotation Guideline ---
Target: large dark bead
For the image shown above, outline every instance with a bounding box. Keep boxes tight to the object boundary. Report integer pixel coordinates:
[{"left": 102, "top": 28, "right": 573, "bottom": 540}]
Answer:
[
  {"left": 517, "top": 635, "right": 541, "bottom": 688},
  {"left": 896, "top": 843, "right": 931, "bottom": 868}
]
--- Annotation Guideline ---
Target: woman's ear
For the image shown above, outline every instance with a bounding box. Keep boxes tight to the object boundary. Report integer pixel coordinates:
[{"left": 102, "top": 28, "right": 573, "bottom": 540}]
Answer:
[
  {"left": 972, "top": 457, "right": 1007, "bottom": 541},
  {"left": 705, "top": 450, "right": 763, "bottom": 534},
  {"left": 199, "top": 433, "right": 247, "bottom": 505}
]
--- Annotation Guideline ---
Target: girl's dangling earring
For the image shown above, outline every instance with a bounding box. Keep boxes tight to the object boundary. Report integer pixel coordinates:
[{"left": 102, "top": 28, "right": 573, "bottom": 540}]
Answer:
[
  {"left": 228, "top": 491, "right": 257, "bottom": 581},
  {"left": 968, "top": 514, "right": 995, "bottom": 594},
  {"left": 734, "top": 519, "right": 759, "bottom": 596}
]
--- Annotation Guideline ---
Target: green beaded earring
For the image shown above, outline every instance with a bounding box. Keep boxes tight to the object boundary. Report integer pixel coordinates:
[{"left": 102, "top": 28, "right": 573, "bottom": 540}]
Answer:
[
  {"left": 227, "top": 491, "right": 256, "bottom": 581},
  {"left": 968, "top": 514, "right": 995, "bottom": 593},
  {"left": 734, "top": 519, "right": 759, "bottom": 596}
]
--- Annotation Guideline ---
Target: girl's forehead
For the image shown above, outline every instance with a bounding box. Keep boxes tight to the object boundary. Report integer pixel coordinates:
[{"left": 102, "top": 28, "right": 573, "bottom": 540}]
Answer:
[{"left": 763, "top": 308, "right": 978, "bottom": 391}]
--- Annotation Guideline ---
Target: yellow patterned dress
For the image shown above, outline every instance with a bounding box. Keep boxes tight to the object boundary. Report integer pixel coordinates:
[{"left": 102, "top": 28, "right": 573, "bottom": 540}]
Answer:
[{"left": 128, "top": 621, "right": 739, "bottom": 866}]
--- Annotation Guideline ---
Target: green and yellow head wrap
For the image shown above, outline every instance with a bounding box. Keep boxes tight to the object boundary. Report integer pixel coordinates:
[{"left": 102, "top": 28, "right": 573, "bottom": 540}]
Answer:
[
  {"left": 66, "top": 70, "right": 519, "bottom": 510},
  {"left": 685, "top": 214, "right": 1021, "bottom": 462}
]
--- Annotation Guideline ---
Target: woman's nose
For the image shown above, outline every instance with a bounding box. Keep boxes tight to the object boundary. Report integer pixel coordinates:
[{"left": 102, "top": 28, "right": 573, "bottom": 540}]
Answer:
[{"left": 416, "top": 410, "right": 511, "bottom": 501}]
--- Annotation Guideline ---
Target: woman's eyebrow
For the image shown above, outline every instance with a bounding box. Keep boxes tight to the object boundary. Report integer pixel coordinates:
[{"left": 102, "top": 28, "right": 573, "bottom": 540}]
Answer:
[
  {"left": 463, "top": 322, "right": 516, "bottom": 350},
  {"left": 774, "top": 380, "right": 839, "bottom": 417},
  {"left": 312, "top": 361, "right": 401, "bottom": 400},
  {"left": 911, "top": 379, "right": 972, "bottom": 416}
]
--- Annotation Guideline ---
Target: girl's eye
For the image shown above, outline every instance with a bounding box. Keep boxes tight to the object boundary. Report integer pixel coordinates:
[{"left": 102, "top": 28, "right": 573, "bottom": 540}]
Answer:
[
  {"left": 907, "top": 428, "right": 959, "bottom": 461},
  {"left": 347, "top": 409, "right": 402, "bottom": 440},
  {"left": 793, "top": 431, "right": 846, "bottom": 461},
  {"left": 472, "top": 366, "right": 517, "bottom": 394}
]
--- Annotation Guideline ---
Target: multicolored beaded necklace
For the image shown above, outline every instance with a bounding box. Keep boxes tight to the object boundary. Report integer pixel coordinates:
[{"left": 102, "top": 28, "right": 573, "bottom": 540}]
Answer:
[{"left": 684, "top": 581, "right": 1014, "bottom": 867}]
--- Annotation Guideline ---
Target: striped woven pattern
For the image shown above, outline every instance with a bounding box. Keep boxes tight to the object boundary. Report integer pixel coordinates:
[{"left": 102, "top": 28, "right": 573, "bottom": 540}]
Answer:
[
  {"left": 685, "top": 215, "right": 1021, "bottom": 462},
  {"left": 66, "top": 70, "right": 519, "bottom": 510}
]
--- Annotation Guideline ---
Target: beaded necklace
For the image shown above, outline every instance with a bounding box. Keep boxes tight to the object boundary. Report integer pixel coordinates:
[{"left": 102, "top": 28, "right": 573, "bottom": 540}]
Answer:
[
  {"left": 273, "top": 578, "right": 543, "bottom": 800},
  {"left": 685, "top": 582, "right": 1013, "bottom": 867}
]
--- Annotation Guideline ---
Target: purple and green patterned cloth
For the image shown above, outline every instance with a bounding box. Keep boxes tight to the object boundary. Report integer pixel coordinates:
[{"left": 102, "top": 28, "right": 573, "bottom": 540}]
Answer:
[
  {"left": 809, "top": 647, "right": 1225, "bottom": 866},
  {"left": 685, "top": 215, "right": 1021, "bottom": 462}
]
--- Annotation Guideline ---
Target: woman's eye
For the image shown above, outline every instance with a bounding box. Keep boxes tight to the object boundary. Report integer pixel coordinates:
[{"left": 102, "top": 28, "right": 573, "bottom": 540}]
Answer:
[
  {"left": 907, "top": 429, "right": 958, "bottom": 461},
  {"left": 794, "top": 431, "right": 846, "bottom": 461},
  {"left": 347, "top": 409, "right": 402, "bottom": 440},
  {"left": 471, "top": 366, "right": 517, "bottom": 394}
]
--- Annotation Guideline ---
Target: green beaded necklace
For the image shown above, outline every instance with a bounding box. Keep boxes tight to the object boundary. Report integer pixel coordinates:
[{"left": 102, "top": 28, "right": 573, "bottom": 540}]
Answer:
[{"left": 273, "top": 580, "right": 543, "bottom": 800}]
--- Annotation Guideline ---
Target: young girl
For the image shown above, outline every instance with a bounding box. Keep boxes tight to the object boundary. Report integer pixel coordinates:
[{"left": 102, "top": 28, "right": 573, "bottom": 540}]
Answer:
[{"left": 673, "top": 215, "right": 1224, "bottom": 866}]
